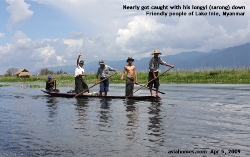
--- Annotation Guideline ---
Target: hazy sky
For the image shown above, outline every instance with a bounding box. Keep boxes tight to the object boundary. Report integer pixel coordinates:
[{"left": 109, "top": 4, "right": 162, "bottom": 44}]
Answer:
[{"left": 0, "top": 0, "right": 249, "bottom": 74}]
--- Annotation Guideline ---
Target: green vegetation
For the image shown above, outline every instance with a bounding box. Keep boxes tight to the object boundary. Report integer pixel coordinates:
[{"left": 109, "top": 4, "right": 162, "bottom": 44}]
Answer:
[
  {"left": 0, "top": 69, "right": 250, "bottom": 84},
  {"left": 158, "top": 69, "right": 250, "bottom": 84},
  {"left": 0, "top": 83, "right": 10, "bottom": 87},
  {"left": 29, "top": 84, "right": 44, "bottom": 88}
]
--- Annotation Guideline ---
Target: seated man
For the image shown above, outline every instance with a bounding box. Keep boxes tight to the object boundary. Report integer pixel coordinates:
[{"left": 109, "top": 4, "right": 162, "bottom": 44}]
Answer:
[{"left": 45, "top": 75, "right": 57, "bottom": 91}]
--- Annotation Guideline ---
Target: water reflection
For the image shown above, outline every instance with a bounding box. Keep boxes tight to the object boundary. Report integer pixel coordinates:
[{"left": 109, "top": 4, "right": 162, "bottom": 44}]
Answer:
[
  {"left": 125, "top": 100, "right": 139, "bottom": 141},
  {"left": 147, "top": 101, "right": 165, "bottom": 146},
  {"left": 98, "top": 98, "right": 113, "bottom": 127},
  {"left": 75, "top": 98, "right": 90, "bottom": 132},
  {"left": 46, "top": 97, "right": 59, "bottom": 122},
  {"left": 2, "top": 84, "right": 250, "bottom": 156}
]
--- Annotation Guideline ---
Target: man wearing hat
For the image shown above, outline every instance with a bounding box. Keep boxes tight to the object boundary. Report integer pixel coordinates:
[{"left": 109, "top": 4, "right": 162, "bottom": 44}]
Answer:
[
  {"left": 121, "top": 57, "right": 138, "bottom": 96},
  {"left": 95, "top": 60, "right": 118, "bottom": 96},
  {"left": 148, "top": 49, "right": 174, "bottom": 98},
  {"left": 75, "top": 52, "right": 89, "bottom": 94},
  {"left": 45, "top": 75, "right": 56, "bottom": 91}
]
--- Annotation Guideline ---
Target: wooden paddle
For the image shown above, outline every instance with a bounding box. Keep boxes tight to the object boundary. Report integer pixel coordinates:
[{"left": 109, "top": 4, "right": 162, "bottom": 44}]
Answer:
[
  {"left": 125, "top": 67, "right": 173, "bottom": 99},
  {"left": 135, "top": 83, "right": 165, "bottom": 94},
  {"left": 126, "top": 79, "right": 165, "bottom": 94},
  {"left": 74, "top": 72, "right": 117, "bottom": 98}
]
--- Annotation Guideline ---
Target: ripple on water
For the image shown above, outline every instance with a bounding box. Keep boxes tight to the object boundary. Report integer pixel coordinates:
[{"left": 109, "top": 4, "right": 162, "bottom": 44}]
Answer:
[{"left": 0, "top": 84, "right": 250, "bottom": 156}]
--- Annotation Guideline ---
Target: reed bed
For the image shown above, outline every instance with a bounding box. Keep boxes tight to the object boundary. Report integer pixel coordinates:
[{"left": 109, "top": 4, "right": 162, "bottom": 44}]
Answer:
[
  {"left": 0, "top": 83, "right": 10, "bottom": 87},
  {"left": 1, "top": 69, "right": 250, "bottom": 84}
]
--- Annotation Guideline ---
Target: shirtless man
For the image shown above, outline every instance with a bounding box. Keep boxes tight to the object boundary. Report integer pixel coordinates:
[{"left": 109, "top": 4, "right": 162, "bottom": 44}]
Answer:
[{"left": 121, "top": 57, "right": 138, "bottom": 96}]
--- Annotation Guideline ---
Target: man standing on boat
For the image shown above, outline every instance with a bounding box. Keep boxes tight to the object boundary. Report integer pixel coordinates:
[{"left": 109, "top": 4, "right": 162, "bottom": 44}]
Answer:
[
  {"left": 95, "top": 60, "right": 118, "bottom": 96},
  {"left": 121, "top": 57, "right": 138, "bottom": 96},
  {"left": 148, "top": 49, "right": 174, "bottom": 98},
  {"left": 75, "top": 52, "right": 89, "bottom": 94}
]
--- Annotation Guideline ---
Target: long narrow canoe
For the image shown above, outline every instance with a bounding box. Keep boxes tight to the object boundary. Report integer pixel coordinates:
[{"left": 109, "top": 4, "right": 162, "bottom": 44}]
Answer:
[{"left": 41, "top": 90, "right": 158, "bottom": 100}]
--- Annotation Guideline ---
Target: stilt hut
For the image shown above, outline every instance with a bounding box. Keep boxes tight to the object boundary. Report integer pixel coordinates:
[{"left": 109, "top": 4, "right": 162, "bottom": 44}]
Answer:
[{"left": 15, "top": 69, "right": 32, "bottom": 78}]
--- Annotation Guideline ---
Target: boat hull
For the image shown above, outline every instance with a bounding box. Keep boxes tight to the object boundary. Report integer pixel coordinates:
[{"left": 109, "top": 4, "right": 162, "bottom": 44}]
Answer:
[{"left": 41, "top": 90, "right": 158, "bottom": 100}]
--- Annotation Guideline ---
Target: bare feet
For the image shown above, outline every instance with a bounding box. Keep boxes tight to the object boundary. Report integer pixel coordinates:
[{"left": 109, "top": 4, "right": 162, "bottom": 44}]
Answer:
[{"left": 156, "top": 94, "right": 161, "bottom": 98}]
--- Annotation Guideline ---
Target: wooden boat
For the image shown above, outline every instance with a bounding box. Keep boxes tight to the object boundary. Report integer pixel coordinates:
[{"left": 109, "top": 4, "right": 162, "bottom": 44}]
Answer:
[{"left": 41, "top": 90, "right": 158, "bottom": 100}]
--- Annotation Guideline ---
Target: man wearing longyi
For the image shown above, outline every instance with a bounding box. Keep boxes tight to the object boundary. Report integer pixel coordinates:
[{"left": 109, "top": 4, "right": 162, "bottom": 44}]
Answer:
[
  {"left": 95, "top": 60, "right": 118, "bottom": 96},
  {"left": 148, "top": 49, "right": 174, "bottom": 98},
  {"left": 121, "top": 57, "right": 138, "bottom": 96},
  {"left": 75, "top": 52, "right": 89, "bottom": 94}
]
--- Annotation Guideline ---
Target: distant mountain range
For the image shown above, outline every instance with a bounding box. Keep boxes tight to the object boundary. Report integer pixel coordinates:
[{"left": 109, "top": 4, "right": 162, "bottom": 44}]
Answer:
[{"left": 43, "top": 43, "right": 250, "bottom": 74}]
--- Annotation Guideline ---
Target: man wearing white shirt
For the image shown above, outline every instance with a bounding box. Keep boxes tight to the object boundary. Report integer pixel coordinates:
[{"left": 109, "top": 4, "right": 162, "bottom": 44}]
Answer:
[{"left": 75, "top": 52, "right": 89, "bottom": 94}]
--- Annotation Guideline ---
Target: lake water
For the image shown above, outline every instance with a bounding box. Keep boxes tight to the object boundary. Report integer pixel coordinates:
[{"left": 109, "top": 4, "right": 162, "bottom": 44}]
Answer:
[{"left": 0, "top": 83, "right": 249, "bottom": 157}]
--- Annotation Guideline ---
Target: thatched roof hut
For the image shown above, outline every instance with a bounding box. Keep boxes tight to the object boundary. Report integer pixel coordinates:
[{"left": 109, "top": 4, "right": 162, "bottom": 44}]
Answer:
[
  {"left": 15, "top": 69, "right": 32, "bottom": 78},
  {"left": 61, "top": 72, "right": 68, "bottom": 75}
]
